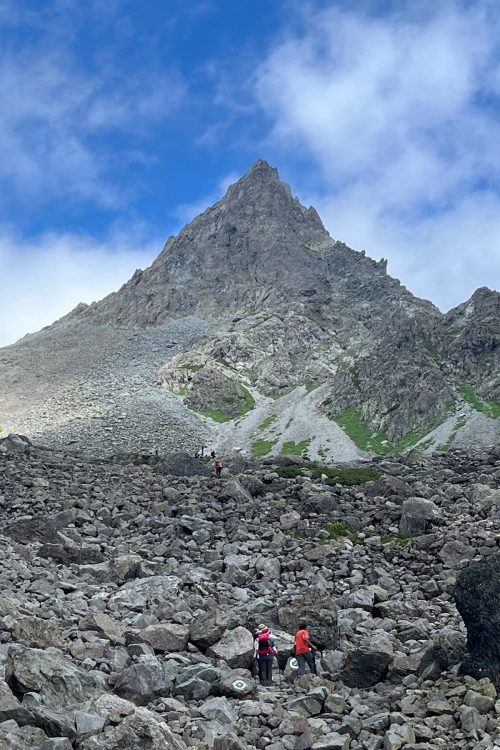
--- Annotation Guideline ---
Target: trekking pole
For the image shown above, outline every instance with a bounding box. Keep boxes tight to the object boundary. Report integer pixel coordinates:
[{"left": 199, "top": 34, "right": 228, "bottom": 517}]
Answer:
[{"left": 275, "top": 656, "right": 281, "bottom": 687}]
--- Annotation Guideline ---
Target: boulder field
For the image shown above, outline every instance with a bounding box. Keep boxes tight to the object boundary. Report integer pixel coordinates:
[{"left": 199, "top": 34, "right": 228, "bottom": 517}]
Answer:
[{"left": 0, "top": 433, "right": 499, "bottom": 749}]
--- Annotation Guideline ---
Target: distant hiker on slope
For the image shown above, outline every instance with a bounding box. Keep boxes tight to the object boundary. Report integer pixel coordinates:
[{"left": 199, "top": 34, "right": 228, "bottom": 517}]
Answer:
[
  {"left": 254, "top": 625, "right": 278, "bottom": 686},
  {"left": 212, "top": 458, "right": 223, "bottom": 478},
  {"left": 294, "top": 622, "right": 317, "bottom": 675}
]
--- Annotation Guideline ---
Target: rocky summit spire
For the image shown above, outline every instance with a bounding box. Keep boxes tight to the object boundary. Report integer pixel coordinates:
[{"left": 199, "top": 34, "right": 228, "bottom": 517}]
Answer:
[
  {"left": 78, "top": 160, "right": 337, "bottom": 327},
  {"left": 2, "top": 159, "right": 500, "bottom": 460}
]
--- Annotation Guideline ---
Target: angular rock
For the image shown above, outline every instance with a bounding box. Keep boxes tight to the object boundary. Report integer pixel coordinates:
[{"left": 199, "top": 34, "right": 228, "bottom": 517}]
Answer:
[
  {"left": 38, "top": 543, "right": 105, "bottom": 565},
  {"left": 79, "top": 706, "right": 185, "bottom": 749},
  {"left": 207, "top": 627, "right": 254, "bottom": 669},
  {"left": 439, "top": 540, "right": 474, "bottom": 568},
  {"left": 399, "top": 497, "right": 440, "bottom": 535},
  {"left": 217, "top": 668, "right": 256, "bottom": 698},
  {"left": 311, "top": 733, "right": 350, "bottom": 750},
  {"left": 0, "top": 678, "right": 34, "bottom": 725},
  {"left": 13, "top": 617, "right": 64, "bottom": 650},
  {"left": 189, "top": 606, "right": 229, "bottom": 650},
  {"left": 340, "top": 646, "right": 392, "bottom": 688},
  {"left": 159, "top": 452, "right": 211, "bottom": 477},
  {"left": 4, "top": 516, "right": 60, "bottom": 544},
  {"left": 6, "top": 646, "right": 106, "bottom": 708},
  {"left": 107, "top": 575, "right": 182, "bottom": 610},
  {"left": 199, "top": 696, "right": 237, "bottom": 724},
  {"left": 139, "top": 623, "right": 189, "bottom": 653},
  {"left": 114, "top": 661, "right": 171, "bottom": 705},
  {"left": 80, "top": 613, "right": 124, "bottom": 644}
]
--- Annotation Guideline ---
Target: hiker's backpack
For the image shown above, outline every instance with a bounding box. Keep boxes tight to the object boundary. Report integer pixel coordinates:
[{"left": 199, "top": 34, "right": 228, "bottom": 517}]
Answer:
[{"left": 257, "top": 632, "right": 275, "bottom": 657}]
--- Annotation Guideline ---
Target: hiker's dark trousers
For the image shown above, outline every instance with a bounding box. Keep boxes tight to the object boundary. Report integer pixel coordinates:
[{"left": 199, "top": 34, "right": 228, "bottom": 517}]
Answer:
[
  {"left": 258, "top": 658, "right": 273, "bottom": 683},
  {"left": 297, "top": 651, "right": 316, "bottom": 675}
]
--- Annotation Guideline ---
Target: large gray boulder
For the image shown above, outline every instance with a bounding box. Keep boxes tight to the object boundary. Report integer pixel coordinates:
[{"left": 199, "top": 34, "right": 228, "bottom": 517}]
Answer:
[
  {"left": 5, "top": 646, "right": 106, "bottom": 708},
  {"left": 278, "top": 591, "right": 340, "bottom": 650},
  {"left": 439, "top": 540, "right": 475, "bottom": 568},
  {"left": 4, "top": 516, "right": 60, "bottom": 544},
  {"left": 0, "top": 722, "right": 49, "bottom": 750},
  {"left": 399, "top": 497, "right": 440, "bottom": 535},
  {"left": 454, "top": 554, "right": 500, "bottom": 685},
  {"left": 107, "top": 575, "right": 182, "bottom": 610},
  {"left": 207, "top": 627, "right": 254, "bottom": 669},
  {"left": 0, "top": 678, "right": 34, "bottom": 725},
  {"left": 79, "top": 706, "right": 185, "bottom": 749},
  {"left": 139, "top": 623, "right": 189, "bottom": 653},
  {"left": 13, "top": 617, "right": 64, "bottom": 649},
  {"left": 340, "top": 645, "right": 392, "bottom": 688},
  {"left": 198, "top": 696, "right": 237, "bottom": 724},
  {"left": 189, "top": 606, "right": 229, "bottom": 650},
  {"left": 38, "top": 543, "right": 105, "bottom": 565},
  {"left": 114, "top": 661, "right": 171, "bottom": 705},
  {"left": 216, "top": 668, "right": 256, "bottom": 698}
]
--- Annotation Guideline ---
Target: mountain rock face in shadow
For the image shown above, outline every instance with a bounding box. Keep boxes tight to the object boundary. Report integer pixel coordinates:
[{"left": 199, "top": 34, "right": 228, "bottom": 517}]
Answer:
[{"left": 0, "top": 160, "right": 499, "bottom": 457}]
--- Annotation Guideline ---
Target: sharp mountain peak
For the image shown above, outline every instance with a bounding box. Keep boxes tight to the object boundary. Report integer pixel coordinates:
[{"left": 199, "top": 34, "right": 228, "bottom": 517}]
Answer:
[{"left": 1, "top": 160, "right": 500, "bottom": 460}]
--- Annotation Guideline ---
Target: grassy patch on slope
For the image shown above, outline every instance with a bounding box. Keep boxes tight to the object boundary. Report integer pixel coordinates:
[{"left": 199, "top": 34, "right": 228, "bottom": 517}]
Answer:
[
  {"left": 334, "top": 408, "right": 389, "bottom": 454},
  {"left": 251, "top": 438, "right": 278, "bottom": 458},
  {"left": 334, "top": 407, "right": 442, "bottom": 455},
  {"left": 460, "top": 382, "right": 500, "bottom": 419},
  {"left": 258, "top": 414, "right": 278, "bottom": 431},
  {"left": 281, "top": 439, "right": 313, "bottom": 456},
  {"left": 276, "top": 462, "right": 379, "bottom": 486},
  {"left": 200, "top": 410, "right": 232, "bottom": 423}
]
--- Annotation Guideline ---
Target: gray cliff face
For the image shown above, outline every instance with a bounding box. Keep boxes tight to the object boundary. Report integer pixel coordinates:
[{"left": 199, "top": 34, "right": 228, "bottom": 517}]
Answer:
[
  {"left": 0, "top": 160, "right": 499, "bottom": 456},
  {"left": 443, "top": 288, "right": 500, "bottom": 401}
]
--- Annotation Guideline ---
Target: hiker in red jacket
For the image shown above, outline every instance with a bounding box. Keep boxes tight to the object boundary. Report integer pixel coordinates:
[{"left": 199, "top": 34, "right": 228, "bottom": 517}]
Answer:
[{"left": 294, "top": 622, "right": 317, "bottom": 675}]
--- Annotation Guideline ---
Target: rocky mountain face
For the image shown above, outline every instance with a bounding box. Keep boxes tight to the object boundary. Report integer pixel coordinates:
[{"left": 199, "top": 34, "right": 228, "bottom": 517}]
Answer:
[
  {"left": 0, "top": 160, "right": 499, "bottom": 459},
  {"left": 0, "top": 434, "right": 499, "bottom": 749}
]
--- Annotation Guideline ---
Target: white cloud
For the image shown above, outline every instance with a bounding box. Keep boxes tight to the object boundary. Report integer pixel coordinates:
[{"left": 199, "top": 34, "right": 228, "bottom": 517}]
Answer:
[
  {"left": 0, "top": 228, "right": 160, "bottom": 347},
  {"left": 254, "top": 1, "right": 500, "bottom": 309},
  {"left": 0, "top": 8, "right": 184, "bottom": 210}
]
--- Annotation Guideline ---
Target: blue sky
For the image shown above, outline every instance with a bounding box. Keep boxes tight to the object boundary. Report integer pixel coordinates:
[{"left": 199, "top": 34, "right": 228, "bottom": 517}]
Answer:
[{"left": 1, "top": 0, "right": 500, "bottom": 345}]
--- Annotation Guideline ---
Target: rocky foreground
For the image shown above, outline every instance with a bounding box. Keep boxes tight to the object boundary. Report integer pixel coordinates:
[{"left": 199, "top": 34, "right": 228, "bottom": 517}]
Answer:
[{"left": 0, "top": 434, "right": 499, "bottom": 750}]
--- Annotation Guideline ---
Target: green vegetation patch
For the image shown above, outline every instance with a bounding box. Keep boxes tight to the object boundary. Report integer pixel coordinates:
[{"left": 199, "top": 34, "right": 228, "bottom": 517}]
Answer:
[
  {"left": 334, "top": 407, "right": 440, "bottom": 455},
  {"left": 200, "top": 410, "right": 232, "bottom": 423},
  {"left": 281, "top": 439, "right": 313, "bottom": 456},
  {"left": 415, "top": 437, "right": 435, "bottom": 452},
  {"left": 238, "top": 385, "right": 256, "bottom": 416},
  {"left": 460, "top": 382, "right": 500, "bottom": 418},
  {"left": 334, "top": 408, "right": 389, "bottom": 454},
  {"left": 179, "top": 364, "right": 204, "bottom": 372},
  {"left": 259, "top": 414, "right": 278, "bottom": 432},
  {"left": 251, "top": 438, "right": 278, "bottom": 458},
  {"left": 305, "top": 382, "right": 319, "bottom": 393},
  {"left": 325, "top": 521, "right": 349, "bottom": 539},
  {"left": 276, "top": 462, "right": 379, "bottom": 486},
  {"left": 392, "top": 427, "right": 437, "bottom": 452},
  {"left": 175, "top": 387, "right": 187, "bottom": 397}
]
